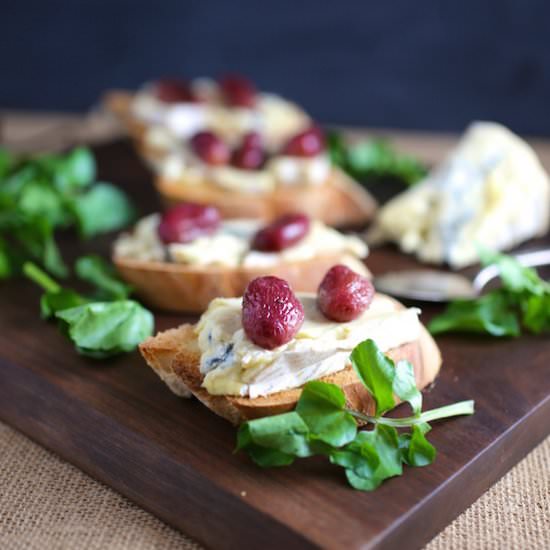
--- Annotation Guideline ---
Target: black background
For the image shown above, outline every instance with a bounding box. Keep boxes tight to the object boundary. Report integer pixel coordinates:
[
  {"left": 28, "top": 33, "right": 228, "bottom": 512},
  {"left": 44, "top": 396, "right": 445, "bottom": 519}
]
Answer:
[{"left": 3, "top": 0, "right": 550, "bottom": 135}]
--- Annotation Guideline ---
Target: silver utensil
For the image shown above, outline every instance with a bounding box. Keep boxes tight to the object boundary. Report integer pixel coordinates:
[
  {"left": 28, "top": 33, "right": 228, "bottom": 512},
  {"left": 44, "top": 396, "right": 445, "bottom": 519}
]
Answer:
[{"left": 374, "top": 249, "right": 550, "bottom": 302}]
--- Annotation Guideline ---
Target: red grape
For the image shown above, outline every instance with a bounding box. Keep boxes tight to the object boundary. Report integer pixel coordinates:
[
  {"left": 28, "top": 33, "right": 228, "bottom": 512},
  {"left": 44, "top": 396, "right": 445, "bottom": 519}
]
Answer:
[
  {"left": 318, "top": 265, "right": 374, "bottom": 322},
  {"left": 242, "top": 276, "right": 305, "bottom": 349},
  {"left": 157, "top": 203, "right": 221, "bottom": 244},
  {"left": 251, "top": 214, "right": 310, "bottom": 252}
]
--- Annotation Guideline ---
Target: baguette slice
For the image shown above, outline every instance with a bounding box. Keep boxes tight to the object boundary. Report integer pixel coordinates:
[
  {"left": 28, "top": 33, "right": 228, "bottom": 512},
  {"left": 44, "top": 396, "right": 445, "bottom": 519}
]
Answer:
[
  {"left": 139, "top": 295, "right": 441, "bottom": 424},
  {"left": 155, "top": 168, "right": 377, "bottom": 227},
  {"left": 113, "top": 253, "right": 370, "bottom": 313},
  {"left": 104, "top": 90, "right": 377, "bottom": 227}
]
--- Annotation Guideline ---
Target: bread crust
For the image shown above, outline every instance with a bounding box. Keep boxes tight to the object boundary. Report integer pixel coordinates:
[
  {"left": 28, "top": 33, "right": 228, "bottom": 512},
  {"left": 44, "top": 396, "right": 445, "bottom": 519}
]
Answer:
[
  {"left": 139, "top": 296, "right": 442, "bottom": 424},
  {"left": 114, "top": 253, "right": 370, "bottom": 313},
  {"left": 155, "top": 169, "right": 377, "bottom": 227},
  {"left": 104, "top": 90, "right": 377, "bottom": 227}
]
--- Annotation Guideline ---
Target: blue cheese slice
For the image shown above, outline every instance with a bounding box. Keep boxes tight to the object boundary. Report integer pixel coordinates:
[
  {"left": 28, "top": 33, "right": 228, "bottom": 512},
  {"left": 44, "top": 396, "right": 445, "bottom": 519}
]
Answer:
[
  {"left": 197, "top": 294, "right": 421, "bottom": 398},
  {"left": 368, "top": 122, "right": 550, "bottom": 268}
]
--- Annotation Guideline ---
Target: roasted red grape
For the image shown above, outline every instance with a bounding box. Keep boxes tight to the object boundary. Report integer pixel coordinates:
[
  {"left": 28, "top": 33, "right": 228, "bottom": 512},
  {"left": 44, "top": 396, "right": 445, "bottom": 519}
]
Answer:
[
  {"left": 190, "top": 131, "right": 230, "bottom": 165},
  {"left": 232, "top": 132, "right": 265, "bottom": 170},
  {"left": 219, "top": 74, "right": 257, "bottom": 107},
  {"left": 242, "top": 276, "right": 304, "bottom": 349},
  {"left": 318, "top": 265, "right": 374, "bottom": 322},
  {"left": 282, "top": 126, "right": 326, "bottom": 157},
  {"left": 155, "top": 78, "right": 196, "bottom": 103},
  {"left": 251, "top": 214, "right": 310, "bottom": 252},
  {"left": 157, "top": 203, "right": 221, "bottom": 244}
]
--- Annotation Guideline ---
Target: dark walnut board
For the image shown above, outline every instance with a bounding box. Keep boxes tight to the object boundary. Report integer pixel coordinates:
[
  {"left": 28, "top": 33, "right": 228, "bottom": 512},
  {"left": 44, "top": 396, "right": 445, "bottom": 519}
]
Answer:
[{"left": 1, "top": 138, "right": 549, "bottom": 550}]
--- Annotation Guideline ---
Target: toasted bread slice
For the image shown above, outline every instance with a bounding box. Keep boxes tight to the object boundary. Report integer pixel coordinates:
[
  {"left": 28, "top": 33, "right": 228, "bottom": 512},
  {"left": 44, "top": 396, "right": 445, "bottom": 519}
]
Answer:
[
  {"left": 139, "top": 295, "right": 441, "bottom": 424},
  {"left": 104, "top": 90, "right": 377, "bottom": 227},
  {"left": 113, "top": 253, "right": 370, "bottom": 313},
  {"left": 155, "top": 169, "right": 377, "bottom": 227}
]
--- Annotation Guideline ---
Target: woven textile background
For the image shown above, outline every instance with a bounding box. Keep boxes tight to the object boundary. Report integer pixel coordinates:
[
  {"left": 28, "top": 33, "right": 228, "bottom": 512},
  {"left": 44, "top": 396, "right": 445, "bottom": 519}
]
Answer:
[{"left": 1, "top": 422, "right": 548, "bottom": 549}]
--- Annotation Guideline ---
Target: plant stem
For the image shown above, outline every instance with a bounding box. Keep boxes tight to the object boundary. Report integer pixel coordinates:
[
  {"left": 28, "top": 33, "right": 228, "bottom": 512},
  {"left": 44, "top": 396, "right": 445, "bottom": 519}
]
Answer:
[
  {"left": 346, "top": 400, "right": 475, "bottom": 427},
  {"left": 23, "top": 261, "right": 60, "bottom": 293}
]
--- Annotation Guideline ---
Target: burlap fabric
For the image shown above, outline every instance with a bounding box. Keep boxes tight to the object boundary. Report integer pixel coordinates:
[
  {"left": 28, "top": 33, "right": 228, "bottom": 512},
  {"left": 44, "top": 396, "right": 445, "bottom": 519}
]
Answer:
[
  {"left": 1, "top": 112, "right": 548, "bottom": 548},
  {"left": 0, "top": 422, "right": 548, "bottom": 549}
]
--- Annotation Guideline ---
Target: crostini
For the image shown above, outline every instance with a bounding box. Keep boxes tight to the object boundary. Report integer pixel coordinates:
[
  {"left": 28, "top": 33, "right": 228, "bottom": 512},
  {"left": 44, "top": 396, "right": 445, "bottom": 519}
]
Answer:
[
  {"left": 139, "top": 269, "right": 441, "bottom": 424},
  {"left": 104, "top": 75, "right": 377, "bottom": 226},
  {"left": 113, "top": 203, "right": 370, "bottom": 312}
]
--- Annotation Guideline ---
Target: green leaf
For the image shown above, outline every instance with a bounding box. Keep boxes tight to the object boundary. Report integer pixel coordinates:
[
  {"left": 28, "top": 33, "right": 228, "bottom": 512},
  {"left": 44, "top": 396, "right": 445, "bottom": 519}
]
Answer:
[
  {"left": 360, "top": 425, "right": 403, "bottom": 479},
  {"left": 236, "top": 412, "right": 312, "bottom": 458},
  {"left": 0, "top": 148, "right": 14, "bottom": 178},
  {"left": 327, "top": 134, "right": 427, "bottom": 186},
  {"left": 350, "top": 339, "right": 396, "bottom": 415},
  {"left": 0, "top": 237, "right": 13, "bottom": 279},
  {"left": 479, "top": 247, "right": 545, "bottom": 295},
  {"left": 428, "top": 291, "right": 520, "bottom": 337},
  {"left": 407, "top": 424, "right": 436, "bottom": 466},
  {"left": 326, "top": 132, "right": 347, "bottom": 168},
  {"left": 17, "top": 181, "right": 67, "bottom": 227},
  {"left": 54, "top": 147, "right": 96, "bottom": 192},
  {"left": 334, "top": 425, "right": 403, "bottom": 491},
  {"left": 522, "top": 293, "right": 550, "bottom": 333},
  {"left": 330, "top": 434, "right": 380, "bottom": 479},
  {"left": 42, "top": 227, "right": 69, "bottom": 278},
  {"left": 399, "top": 423, "right": 436, "bottom": 466},
  {"left": 55, "top": 300, "right": 154, "bottom": 358},
  {"left": 3, "top": 164, "right": 39, "bottom": 196},
  {"left": 70, "top": 183, "right": 135, "bottom": 238},
  {"left": 393, "top": 360, "right": 422, "bottom": 416},
  {"left": 345, "top": 469, "right": 383, "bottom": 491},
  {"left": 40, "top": 289, "right": 88, "bottom": 319},
  {"left": 23, "top": 261, "right": 87, "bottom": 317},
  {"left": 236, "top": 424, "right": 295, "bottom": 467},
  {"left": 14, "top": 217, "right": 68, "bottom": 278},
  {"left": 295, "top": 381, "right": 357, "bottom": 447},
  {"left": 75, "top": 254, "right": 133, "bottom": 300}
]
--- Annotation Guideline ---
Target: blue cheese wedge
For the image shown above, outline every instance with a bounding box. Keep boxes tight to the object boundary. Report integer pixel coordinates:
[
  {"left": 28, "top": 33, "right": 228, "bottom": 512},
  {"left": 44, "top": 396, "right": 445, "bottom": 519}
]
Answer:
[
  {"left": 368, "top": 122, "right": 550, "bottom": 268},
  {"left": 196, "top": 294, "right": 421, "bottom": 398}
]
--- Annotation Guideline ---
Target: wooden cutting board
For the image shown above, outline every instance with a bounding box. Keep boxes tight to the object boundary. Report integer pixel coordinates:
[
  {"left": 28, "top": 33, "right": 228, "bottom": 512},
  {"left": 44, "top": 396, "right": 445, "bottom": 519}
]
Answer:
[{"left": 0, "top": 139, "right": 548, "bottom": 550}]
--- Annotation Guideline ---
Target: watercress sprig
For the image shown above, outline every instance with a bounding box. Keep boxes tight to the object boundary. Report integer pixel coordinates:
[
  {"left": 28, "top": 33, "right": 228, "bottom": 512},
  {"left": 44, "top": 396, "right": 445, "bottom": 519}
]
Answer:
[
  {"left": 327, "top": 132, "right": 427, "bottom": 186},
  {"left": 0, "top": 147, "right": 135, "bottom": 278},
  {"left": 24, "top": 261, "right": 153, "bottom": 358},
  {"left": 236, "top": 339, "right": 474, "bottom": 490},
  {"left": 429, "top": 249, "right": 550, "bottom": 337}
]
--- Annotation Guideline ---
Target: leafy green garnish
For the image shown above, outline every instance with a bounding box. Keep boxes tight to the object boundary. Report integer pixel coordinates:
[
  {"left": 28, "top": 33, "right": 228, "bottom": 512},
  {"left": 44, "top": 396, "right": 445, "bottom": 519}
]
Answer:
[
  {"left": 75, "top": 255, "right": 133, "bottom": 300},
  {"left": 351, "top": 340, "right": 422, "bottom": 416},
  {"left": 23, "top": 262, "right": 152, "bottom": 358},
  {"left": 429, "top": 250, "right": 550, "bottom": 337},
  {"left": 70, "top": 183, "right": 135, "bottom": 239},
  {"left": 55, "top": 300, "right": 154, "bottom": 358},
  {"left": 327, "top": 132, "right": 427, "bottom": 186},
  {"left": 236, "top": 339, "right": 474, "bottom": 491},
  {"left": 23, "top": 262, "right": 87, "bottom": 318},
  {"left": 295, "top": 381, "right": 357, "bottom": 447},
  {"left": 0, "top": 147, "right": 135, "bottom": 278}
]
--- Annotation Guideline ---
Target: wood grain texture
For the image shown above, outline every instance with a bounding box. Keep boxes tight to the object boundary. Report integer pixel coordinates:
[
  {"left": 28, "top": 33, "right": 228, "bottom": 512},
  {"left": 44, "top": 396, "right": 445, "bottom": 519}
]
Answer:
[{"left": 0, "top": 138, "right": 549, "bottom": 550}]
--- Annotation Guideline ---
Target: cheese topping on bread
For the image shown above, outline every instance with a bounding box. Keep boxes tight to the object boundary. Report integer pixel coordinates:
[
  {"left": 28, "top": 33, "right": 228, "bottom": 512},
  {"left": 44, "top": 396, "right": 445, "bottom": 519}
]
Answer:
[
  {"left": 132, "top": 78, "right": 334, "bottom": 191},
  {"left": 133, "top": 79, "right": 309, "bottom": 146},
  {"left": 113, "top": 216, "right": 368, "bottom": 269},
  {"left": 368, "top": 122, "right": 550, "bottom": 268},
  {"left": 154, "top": 149, "right": 332, "bottom": 192},
  {"left": 196, "top": 294, "right": 421, "bottom": 398}
]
